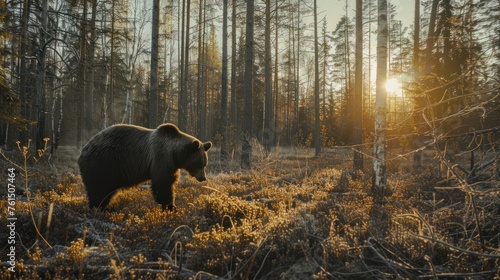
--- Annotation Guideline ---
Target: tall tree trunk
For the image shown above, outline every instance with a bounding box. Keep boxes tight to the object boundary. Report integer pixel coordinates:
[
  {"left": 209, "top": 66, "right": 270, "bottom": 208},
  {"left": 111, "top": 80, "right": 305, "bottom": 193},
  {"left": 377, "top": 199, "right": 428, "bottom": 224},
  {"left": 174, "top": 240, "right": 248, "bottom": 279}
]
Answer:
[
  {"left": 264, "top": 0, "right": 272, "bottom": 151},
  {"left": 241, "top": 0, "right": 254, "bottom": 168},
  {"left": 179, "top": 0, "right": 185, "bottom": 129},
  {"left": 220, "top": 0, "right": 229, "bottom": 160},
  {"left": 413, "top": 0, "right": 422, "bottom": 170},
  {"left": 415, "top": 0, "right": 438, "bottom": 170},
  {"left": 286, "top": 10, "right": 292, "bottom": 144},
  {"left": 230, "top": 0, "right": 237, "bottom": 132},
  {"left": 353, "top": 0, "right": 363, "bottom": 170},
  {"left": 345, "top": 3, "right": 352, "bottom": 144},
  {"left": 201, "top": 0, "right": 207, "bottom": 139},
  {"left": 295, "top": 0, "right": 300, "bottom": 146},
  {"left": 425, "top": 0, "right": 439, "bottom": 68},
  {"left": 86, "top": 0, "right": 97, "bottom": 134},
  {"left": 202, "top": 29, "right": 208, "bottom": 136},
  {"left": 322, "top": 20, "right": 327, "bottom": 124},
  {"left": 149, "top": 0, "right": 160, "bottom": 128},
  {"left": 122, "top": 0, "right": 139, "bottom": 124},
  {"left": 367, "top": 0, "right": 373, "bottom": 120},
  {"left": 313, "top": 0, "right": 321, "bottom": 156},
  {"left": 19, "top": 0, "right": 30, "bottom": 144},
  {"left": 274, "top": 0, "right": 279, "bottom": 147},
  {"left": 179, "top": 0, "right": 191, "bottom": 131},
  {"left": 50, "top": 91, "right": 61, "bottom": 154},
  {"left": 197, "top": 0, "right": 204, "bottom": 136},
  {"left": 77, "top": 0, "right": 88, "bottom": 148},
  {"left": 373, "top": 0, "right": 388, "bottom": 202},
  {"left": 442, "top": 0, "right": 452, "bottom": 79},
  {"left": 413, "top": 0, "right": 420, "bottom": 76},
  {"left": 101, "top": 14, "right": 107, "bottom": 128},
  {"left": 36, "top": 0, "right": 48, "bottom": 150},
  {"left": 109, "top": 0, "right": 116, "bottom": 125}
]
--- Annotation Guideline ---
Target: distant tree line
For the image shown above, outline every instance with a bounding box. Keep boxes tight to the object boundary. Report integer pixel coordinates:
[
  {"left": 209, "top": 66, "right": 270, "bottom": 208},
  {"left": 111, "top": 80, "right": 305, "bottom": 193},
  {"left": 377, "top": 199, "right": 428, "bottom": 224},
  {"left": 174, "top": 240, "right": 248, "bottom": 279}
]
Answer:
[{"left": 0, "top": 0, "right": 499, "bottom": 165}]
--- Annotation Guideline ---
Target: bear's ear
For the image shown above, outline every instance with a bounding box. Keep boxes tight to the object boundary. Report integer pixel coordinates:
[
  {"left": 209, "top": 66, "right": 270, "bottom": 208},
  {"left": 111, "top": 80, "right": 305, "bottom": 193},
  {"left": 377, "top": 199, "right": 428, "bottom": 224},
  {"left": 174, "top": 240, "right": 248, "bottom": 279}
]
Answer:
[
  {"left": 203, "top": 141, "right": 212, "bottom": 151},
  {"left": 186, "top": 140, "right": 202, "bottom": 153}
]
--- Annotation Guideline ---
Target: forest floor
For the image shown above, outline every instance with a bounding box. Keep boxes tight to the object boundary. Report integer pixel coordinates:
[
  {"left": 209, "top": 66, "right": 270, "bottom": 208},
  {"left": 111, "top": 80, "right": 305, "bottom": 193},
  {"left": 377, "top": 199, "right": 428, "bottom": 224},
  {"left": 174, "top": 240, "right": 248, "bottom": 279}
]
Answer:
[{"left": 0, "top": 144, "right": 499, "bottom": 279}]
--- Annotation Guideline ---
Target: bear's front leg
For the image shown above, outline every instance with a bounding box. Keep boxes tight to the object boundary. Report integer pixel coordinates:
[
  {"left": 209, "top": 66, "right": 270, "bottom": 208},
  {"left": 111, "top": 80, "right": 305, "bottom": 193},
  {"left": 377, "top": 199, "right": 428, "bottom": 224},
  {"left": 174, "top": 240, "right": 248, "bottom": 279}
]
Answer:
[
  {"left": 151, "top": 170, "right": 179, "bottom": 211},
  {"left": 152, "top": 185, "right": 175, "bottom": 211}
]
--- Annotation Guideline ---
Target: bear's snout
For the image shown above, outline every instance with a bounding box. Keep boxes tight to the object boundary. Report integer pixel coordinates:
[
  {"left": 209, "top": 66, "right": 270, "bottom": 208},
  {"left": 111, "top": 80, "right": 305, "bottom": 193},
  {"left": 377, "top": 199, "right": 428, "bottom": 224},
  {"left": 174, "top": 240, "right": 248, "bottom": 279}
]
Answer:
[
  {"left": 189, "top": 169, "right": 207, "bottom": 182},
  {"left": 193, "top": 172, "right": 207, "bottom": 182},
  {"left": 196, "top": 175, "right": 206, "bottom": 182}
]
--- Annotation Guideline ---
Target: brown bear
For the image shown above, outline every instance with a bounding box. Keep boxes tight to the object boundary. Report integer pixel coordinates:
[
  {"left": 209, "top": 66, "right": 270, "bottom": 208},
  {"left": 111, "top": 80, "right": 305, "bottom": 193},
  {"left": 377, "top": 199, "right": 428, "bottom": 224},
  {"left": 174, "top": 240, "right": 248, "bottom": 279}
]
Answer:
[{"left": 78, "top": 123, "right": 212, "bottom": 211}]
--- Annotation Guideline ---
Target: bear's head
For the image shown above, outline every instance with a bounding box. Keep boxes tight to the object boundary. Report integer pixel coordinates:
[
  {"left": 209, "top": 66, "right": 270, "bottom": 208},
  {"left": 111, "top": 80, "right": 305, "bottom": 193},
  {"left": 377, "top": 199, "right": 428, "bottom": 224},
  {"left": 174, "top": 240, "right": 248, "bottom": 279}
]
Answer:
[{"left": 182, "top": 140, "right": 212, "bottom": 182}]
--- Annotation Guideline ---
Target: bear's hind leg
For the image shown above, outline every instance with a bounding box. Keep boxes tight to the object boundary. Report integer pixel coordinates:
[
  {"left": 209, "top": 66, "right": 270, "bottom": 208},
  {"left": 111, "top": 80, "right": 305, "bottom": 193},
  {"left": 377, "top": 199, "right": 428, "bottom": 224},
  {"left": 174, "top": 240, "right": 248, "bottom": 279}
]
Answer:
[{"left": 87, "top": 189, "right": 115, "bottom": 210}]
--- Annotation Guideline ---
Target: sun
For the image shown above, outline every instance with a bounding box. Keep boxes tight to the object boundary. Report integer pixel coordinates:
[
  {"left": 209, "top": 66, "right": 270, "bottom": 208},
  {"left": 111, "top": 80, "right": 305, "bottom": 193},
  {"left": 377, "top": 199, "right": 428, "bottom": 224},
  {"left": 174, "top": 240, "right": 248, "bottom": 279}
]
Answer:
[
  {"left": 386, "top": 78, "right": 401, "bottom": 92},
  {"left": 386, "top": 78, "right": 403, "bottom": 97}
]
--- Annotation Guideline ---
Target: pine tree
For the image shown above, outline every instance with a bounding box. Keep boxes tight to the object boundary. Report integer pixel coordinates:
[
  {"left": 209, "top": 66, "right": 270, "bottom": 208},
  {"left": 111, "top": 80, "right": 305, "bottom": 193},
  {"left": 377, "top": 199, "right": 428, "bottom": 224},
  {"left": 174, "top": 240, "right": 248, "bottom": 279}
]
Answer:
[
  {"left": 353, "top": 0, "right": 363, "bottom": 170},
  {"left": 241, "top": 0, "right": 254, "bottom": 168},
  {"left": 313, "top": 0, "right": 321, "bottom": 156}
]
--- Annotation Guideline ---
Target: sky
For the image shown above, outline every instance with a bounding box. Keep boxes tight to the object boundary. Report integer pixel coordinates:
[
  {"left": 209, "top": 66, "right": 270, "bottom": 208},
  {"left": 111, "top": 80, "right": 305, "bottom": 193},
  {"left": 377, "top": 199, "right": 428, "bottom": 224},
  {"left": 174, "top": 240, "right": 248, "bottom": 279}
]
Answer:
[
  {"left": 317, "top": 0, "right": 416, "bottom": 32},
  {"left": 312, "top": 0, "right": 417, "bottom": 95}
]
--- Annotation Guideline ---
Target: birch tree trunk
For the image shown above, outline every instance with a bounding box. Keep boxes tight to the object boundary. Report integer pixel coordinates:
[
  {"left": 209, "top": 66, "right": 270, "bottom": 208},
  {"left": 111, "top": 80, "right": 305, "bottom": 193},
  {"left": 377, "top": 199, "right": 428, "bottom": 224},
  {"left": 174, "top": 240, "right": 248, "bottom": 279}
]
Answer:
[{"left": 373, "top": 0, "right": 388, "bottom": 202}]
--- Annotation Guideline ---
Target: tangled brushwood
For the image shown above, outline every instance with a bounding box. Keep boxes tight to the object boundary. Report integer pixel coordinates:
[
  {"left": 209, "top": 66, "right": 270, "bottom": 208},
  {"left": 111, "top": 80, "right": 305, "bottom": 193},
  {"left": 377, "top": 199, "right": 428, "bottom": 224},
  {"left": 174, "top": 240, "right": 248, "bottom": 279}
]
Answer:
[{"left": 0, "top": 141, "right": 499, "bottom": 279}]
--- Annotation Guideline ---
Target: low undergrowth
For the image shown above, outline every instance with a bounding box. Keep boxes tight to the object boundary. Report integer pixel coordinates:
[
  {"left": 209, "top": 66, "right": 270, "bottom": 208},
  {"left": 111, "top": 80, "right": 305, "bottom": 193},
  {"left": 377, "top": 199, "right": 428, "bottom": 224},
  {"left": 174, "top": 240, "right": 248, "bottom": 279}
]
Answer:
[{"left": 0, "top": 146, "right": 499, "bottom": 279}]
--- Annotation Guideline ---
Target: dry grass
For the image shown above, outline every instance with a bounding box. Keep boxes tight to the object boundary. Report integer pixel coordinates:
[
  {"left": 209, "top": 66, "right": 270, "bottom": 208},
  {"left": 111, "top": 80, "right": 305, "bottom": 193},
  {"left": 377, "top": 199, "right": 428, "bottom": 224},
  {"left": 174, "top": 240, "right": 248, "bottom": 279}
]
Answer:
[{"left": 0, "top": 142, "right": 499, "bottom": 279}]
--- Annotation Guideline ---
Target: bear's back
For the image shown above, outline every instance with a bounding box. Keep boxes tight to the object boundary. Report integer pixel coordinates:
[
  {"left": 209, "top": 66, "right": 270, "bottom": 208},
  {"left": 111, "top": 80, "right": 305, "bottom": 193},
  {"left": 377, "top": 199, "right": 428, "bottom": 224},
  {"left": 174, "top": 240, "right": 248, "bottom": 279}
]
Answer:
[
  {"left": 78, "top": 125, "right": 155, "bottom": 185},
  {"left": 79, "top": 125, "right": 152, "bottom": 158}
]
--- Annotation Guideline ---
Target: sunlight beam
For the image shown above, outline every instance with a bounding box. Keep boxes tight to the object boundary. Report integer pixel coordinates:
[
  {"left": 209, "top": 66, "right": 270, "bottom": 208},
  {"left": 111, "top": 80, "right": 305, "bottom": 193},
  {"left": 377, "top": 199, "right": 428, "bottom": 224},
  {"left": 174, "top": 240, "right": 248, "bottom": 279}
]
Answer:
[{"left": 386, "top": 78, "right": 403, "bottom": 97}]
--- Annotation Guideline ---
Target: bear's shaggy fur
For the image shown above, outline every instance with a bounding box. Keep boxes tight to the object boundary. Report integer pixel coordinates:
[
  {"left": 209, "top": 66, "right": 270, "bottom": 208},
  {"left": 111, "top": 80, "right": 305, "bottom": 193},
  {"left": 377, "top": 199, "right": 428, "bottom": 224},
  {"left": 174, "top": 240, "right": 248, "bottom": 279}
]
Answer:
[{"left": 78, "top": 123, "right": 212, "bottom": 210}]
